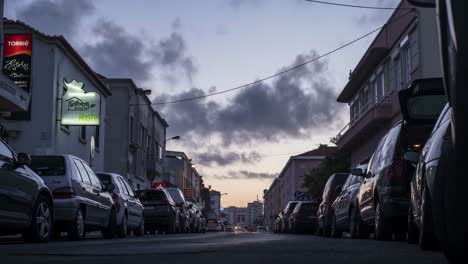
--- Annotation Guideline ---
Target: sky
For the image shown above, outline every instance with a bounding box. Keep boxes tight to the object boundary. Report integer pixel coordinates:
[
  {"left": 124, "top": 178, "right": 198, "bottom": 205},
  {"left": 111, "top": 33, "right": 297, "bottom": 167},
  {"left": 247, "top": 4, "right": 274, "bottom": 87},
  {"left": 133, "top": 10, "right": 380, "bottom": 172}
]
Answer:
[{"left": 5, "top": 0, "right": 400, "bottom": 207}]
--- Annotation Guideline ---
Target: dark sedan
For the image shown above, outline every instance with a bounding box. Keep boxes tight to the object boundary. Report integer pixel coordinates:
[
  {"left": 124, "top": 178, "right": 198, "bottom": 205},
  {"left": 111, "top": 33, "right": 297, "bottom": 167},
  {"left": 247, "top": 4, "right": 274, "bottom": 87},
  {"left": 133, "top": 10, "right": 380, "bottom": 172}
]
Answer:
[
  {"left": 136, "top": 189, "right": 179, "bottom": 234},
  {"left": 288, "top": 201, "right": 319, "bottom": 233}
]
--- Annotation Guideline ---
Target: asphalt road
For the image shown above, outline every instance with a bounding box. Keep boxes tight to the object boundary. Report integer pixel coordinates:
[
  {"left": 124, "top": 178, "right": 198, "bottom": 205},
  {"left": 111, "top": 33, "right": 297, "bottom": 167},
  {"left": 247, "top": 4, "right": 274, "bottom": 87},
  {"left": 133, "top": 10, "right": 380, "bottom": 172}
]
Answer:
[{"left": 0, "top": 232, "right": 447, "bottom": 264}]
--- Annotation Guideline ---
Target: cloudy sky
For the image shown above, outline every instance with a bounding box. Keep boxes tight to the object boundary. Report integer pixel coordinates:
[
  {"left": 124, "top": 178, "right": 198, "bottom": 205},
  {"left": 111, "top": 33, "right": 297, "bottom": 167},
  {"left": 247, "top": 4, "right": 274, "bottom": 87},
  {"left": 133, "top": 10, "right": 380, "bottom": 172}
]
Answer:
[{"left": 6, "top": 0, "right": 400, "bottom": 207}]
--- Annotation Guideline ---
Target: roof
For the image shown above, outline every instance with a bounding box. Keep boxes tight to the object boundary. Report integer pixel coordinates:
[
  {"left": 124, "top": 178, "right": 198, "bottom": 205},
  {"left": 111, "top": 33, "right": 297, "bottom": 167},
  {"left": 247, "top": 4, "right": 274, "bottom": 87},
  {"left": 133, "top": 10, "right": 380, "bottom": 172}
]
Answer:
[
  {"left": 295, "top": 145, "right": 337, "bottom": 157},
  {"left": 4, "top": 19, "right": 112, "bottom": 96},
  {"left": 336, "top": 0, "right": 417, "bottom": 103}
]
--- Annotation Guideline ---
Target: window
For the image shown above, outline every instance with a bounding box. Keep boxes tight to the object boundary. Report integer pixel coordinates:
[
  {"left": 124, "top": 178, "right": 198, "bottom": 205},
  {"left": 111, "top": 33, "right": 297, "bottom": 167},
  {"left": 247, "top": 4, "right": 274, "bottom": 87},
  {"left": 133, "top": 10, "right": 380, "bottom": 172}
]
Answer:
[
  {"left": 74, "top": 159, "right": 91, "bottom": 184},
  {"left": 0, "top": 140, "right": 14, "bottom": 162},
  {"left": 377, "top": 71, "right": 385, "bottom": 97},
  {"left": 404, "top": 45, "right": 412, "bottom": 83},
  {"left": 368, "top": 135, "right": 387, "bottom": 176},
  {"left": 380, "top": 125, "right": 401, "bottom": 169},
  {"left": 95, "top": 126, "right": 100, "bottom": 149},
  {"left": 130, "top": 116, "right": 134, "bottom": 142},
  {"left": 80, "top": 126, "right": 86, "bottom": 142},
  {"left": 118, "top": 177, "right": 130, "bottom": 195},
  {"left": 394, "top": 56, "right": 402, "bottom": 90},
  {"left": 82, "top": 161, "right": 102, "bottom": 189},
  {"left": 121, "top": 178, "right": 135, "bottom": 196},
  {"left": 158, "top": 145, "right": 163, "bottom": 160}
]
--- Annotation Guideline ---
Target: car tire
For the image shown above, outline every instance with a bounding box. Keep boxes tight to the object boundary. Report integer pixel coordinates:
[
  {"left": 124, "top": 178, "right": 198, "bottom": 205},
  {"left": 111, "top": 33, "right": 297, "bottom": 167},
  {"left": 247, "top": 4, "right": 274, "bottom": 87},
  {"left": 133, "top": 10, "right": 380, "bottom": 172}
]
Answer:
[
  {"left": 349, "top": 207, "right": 358, "bottom": 239},
  {"left": 68, "top": 208, "right": 86, "bottom": 241},
  {"left": 117, "top": 214, "right": 128, "bottom": 238},
  {"left": 134, "top": 217, "right": 145, "bottom": 237},
  {"left": 102, "top": 208, "right": 116, "bottom": 239},
  {"left": 331, "top": 212, "right": 342, "bottom": 238},
  {"left": 354, "top": 207, "right": 370, "bottom": 239},
  {"left": 23, "top": 196, "right": 52, "bottom": 243},
  {"left": 407, "top": 205, "right": 418, "bottom": 244},
  {"left": 375, "top": 202, "right": 392, "bottom": 241},
  {"left": 419, "top": 188, "right": 439, "bottom": 250}
]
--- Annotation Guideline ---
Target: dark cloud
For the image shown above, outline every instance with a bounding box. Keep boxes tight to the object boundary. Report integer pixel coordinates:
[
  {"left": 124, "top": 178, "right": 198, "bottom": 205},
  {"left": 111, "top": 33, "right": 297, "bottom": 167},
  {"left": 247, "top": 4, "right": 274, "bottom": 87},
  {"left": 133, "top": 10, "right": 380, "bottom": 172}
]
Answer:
[
  {"left": 160, "top": 50, "right": 344, "bottom": 146},
  {"left": 195, "top": 150, "right": 262, "bottom": 167},
  {"left": 15, "top": 0, "right": 95, "bottom": 37},
  {"left": 216, "top": 170, "right": 276, "bottom": 180},
  {"left": 81, "top": 19, "right": 196, "bottom": 84}
]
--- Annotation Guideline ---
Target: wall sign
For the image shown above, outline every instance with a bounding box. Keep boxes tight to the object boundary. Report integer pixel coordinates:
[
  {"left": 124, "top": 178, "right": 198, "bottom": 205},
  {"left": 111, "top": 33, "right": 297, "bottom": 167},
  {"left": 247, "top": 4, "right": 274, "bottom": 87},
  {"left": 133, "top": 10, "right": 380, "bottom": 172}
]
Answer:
[
  {"left": 3, "top": 34, "right": 32, "bottom": 119},
  {"left": 61, "top": 78, "right": 100, "bottom": 126}
]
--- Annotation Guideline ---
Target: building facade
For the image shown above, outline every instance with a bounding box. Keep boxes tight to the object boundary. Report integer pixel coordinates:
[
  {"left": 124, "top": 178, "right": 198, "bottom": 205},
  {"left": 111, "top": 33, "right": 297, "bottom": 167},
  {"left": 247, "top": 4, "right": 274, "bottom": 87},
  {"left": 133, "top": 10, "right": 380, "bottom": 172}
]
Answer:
[
  {"left": 263, "top": 145, "right": 336, "bottom": 228},
  {"left": 247, "top": 201, "right": 263, "bottom": 227},
  {"left": 101, "top": 77, "right": 168, "bottom": 190},
  {"left": 335, "top": 1, "right": 442, "bottom": 167},
  {"left": 209, "top": 190, "right": 221, "bottom": 219},
  {"left": 0, "top": 19, "right": 111, "bottom": 171}
]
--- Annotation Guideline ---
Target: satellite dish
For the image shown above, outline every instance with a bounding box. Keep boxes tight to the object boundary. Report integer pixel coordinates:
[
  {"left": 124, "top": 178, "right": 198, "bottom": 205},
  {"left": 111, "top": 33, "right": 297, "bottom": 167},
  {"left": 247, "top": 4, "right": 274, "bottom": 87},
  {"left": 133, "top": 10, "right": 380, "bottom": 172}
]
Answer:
[{"left": 90, "top": 136, "right": 95, "bottom": 158}]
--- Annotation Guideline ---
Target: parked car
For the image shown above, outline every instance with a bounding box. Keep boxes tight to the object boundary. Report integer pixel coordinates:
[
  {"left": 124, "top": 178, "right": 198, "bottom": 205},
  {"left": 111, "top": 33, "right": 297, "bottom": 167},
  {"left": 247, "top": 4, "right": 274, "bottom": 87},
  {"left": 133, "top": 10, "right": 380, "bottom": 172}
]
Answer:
[
  {"left": 288, "top": 201, "right": 319, "bottom": 234},
  {"left": 0, "top": 139, "right": 53, "bottom": 242},
  {"left": 408, "top": 103, "right": 451, "bottom": 249},
  {"left": 273, "top": 213, "right": 282, "bottom": 233},
  {"left": 165, "top": 187, "right": 191, "bottom": 233},
  {"left": 317, "top": 173, "right": 349, "bottom": 237},
  {"left": 29, "top": 155, "right": 116, "bottom": 241},
  {"left": 330, "top": 164, "right": 366, "bottom": 238},
  {"left": 206, "top": 219, "right": 221, "bottom": 232},
  {"left": 278, "top": 201, "right": 300, "bottom": 233},
  {"left": 191, "top": 209, "right": 205, "bottom": 233},
  {"left": 354, "top": 78, "right": 446, "bottom": 241},
  {"left": 97, "top": 173, "right": 144, "bottom": 237},
  {"left": 226, "top": 225, "right": 234, "bottom": 232},
  {"left": 136, "top": 188, "right": 179, "bottom": 234}
]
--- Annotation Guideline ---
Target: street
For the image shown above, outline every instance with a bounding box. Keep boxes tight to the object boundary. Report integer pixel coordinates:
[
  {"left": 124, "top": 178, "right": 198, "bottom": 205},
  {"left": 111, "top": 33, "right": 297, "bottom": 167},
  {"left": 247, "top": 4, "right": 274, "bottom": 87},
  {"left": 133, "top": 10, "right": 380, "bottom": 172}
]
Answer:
[{"left": 0, "top": 232, "right": 447, "bottom": 264}]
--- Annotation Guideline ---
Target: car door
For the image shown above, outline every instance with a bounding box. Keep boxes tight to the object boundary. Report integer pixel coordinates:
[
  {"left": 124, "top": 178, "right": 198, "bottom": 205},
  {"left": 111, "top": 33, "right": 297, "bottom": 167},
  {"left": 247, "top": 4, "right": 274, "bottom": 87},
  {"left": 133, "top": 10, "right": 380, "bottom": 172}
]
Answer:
[
  {"left": 334, "top": 175, "right": 350, "bottom": 225},
  {"left": 82, "top": 162, "right": 111, "bottom": 226},
  {"left": 360, "top": 136, "right": 386, "bottom": 221},
  {"left": 73, "top": 159, "right": 100, "bottom": 225},
  {"left": 337, "top": 176, "right": 353, "bottom": 225},
  {"left": 0, "top": 141, "right": 36, "bottom": 226}
]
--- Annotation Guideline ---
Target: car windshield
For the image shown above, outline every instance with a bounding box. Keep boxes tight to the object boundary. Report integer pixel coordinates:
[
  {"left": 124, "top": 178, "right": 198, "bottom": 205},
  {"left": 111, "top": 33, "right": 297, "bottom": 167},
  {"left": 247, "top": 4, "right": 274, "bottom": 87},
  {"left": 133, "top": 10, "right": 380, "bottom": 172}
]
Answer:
[
  {"left": 165, "top": 188, "right": 185, "bottom": 203},
  {"left": 136, "top": 190, "right": 166, "bottom": 201},
  {"left": 29, "top": 156, "right": 66, "bottom": 176}
]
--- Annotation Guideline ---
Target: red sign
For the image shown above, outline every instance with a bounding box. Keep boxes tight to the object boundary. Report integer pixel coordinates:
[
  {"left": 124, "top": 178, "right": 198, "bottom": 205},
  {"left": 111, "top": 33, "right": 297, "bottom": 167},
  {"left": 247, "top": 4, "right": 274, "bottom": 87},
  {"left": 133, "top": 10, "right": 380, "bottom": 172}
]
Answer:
[{"left": 152, "top": 182, "right": 166, "bottom": 188}]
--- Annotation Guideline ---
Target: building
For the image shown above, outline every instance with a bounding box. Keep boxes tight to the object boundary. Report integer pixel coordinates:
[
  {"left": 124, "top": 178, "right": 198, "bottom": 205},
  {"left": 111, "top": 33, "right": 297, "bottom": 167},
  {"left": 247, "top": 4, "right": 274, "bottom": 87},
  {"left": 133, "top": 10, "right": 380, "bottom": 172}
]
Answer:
[
  {"left": 0, "top": 19, "right": 111, "bottom": 171},
  {"left": 101, "top": 77, "right": 168, "bottom": 190},
  {"left": 247, "top": 200, "right": 263, "bottom": 227},
  {"left": 209, "top": 190, "right": 221, "bottom": 219},
  {"left": 335, "top": 0, "right": 442, "bottom": 167},
  {"left": 163, "top": 150, "right": 202, "bottom": 204},
  {"left": 263, "top": 145, "right": 336, "bottom": 228},
  {"left": 222, "top": 206, "right": 248, "bottom": 227}
]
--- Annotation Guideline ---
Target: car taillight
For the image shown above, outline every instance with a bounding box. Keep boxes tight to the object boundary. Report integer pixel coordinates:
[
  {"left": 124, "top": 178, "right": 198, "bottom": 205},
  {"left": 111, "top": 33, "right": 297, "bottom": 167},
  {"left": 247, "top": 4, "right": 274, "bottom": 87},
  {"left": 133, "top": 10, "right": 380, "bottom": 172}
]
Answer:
[
  {"left": 387, "top": 160, "right": 405, "bottom": 184},
  {"left": 112, "top": 193, "right": 122, "bottom": 208},
  {"left": 53, "top": 187, "right": 75, "bottom": 198}
]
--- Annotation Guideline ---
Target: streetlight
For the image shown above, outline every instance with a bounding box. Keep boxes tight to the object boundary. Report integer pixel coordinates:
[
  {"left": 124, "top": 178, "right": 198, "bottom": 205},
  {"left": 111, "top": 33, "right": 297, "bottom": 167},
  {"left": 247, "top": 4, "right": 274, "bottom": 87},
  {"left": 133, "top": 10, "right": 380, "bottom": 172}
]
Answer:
[{"left": 166, "top": 135, "right": 181, "bottom": 141}]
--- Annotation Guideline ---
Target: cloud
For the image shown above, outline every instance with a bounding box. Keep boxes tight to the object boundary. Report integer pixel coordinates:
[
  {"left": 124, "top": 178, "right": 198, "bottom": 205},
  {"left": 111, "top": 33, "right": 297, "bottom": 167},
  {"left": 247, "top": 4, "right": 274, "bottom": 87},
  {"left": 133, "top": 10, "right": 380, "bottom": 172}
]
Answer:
[
  {"left": 160, "top": 50, "right": 344, "bottom": 146},
  {"left": 229, "top": 0, "right": 265, "bottom": 9},
  {"left": 353, "top": 0, "right": 400, "bottom": 25},
  {"left": 194, "top": 150, "right": 262, "bottom": 167},
  {"left": 81, "top": 19, "right": 196, "bottom": 85},
  {"left": 15, "top": 0, "right": 95, "bottom": 37},
  {"left": 216, "top": 170, "right": 276, "bottom": 180}
]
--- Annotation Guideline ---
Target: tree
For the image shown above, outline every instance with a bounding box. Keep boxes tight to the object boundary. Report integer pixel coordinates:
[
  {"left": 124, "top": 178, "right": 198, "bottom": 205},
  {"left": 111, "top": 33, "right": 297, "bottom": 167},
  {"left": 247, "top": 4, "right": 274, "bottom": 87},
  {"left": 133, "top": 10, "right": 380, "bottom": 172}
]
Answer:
[{"left": 303, "top": 150, "right": 350, "bottom": 200}]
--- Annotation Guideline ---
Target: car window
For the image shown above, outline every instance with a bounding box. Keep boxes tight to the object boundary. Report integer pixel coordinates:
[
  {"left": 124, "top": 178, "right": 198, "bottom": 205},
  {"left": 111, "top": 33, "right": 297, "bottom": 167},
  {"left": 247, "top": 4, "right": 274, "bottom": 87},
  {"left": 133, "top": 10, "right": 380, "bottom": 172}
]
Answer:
[
  {"left": 379, "top": 125, "right": 401, "bottom": 169},
  {"left": 322, "top": 177, "right": 332, "bottom": 200},
  {"left": 81, "top": 161, "right": 102, "bottom": 189},
  {"left": 369, "top": 135, "right": 387, "bottom": 176},
  {"left": 120, "top": 177, "right": 135, "bottom": 196},
  {"left": 74, "top": 159, "right": 91, "bottom": 185},
  {"left": 0, "top": 140, "right": 14, "bottom": 163},
  {"left": 97, "top": 173, "right": 114, "bottom": 190},
  {"left": 30, "top": 156, "right": 66, "bottom": 176},
  {"left": 118, "top": 177, "right": 130, "bottom": 195},
  {"left": 432, "top": 104, "right": 449, "bottom": 133},
  {"left": 341, "top": 175, "right": 352, "bottom": 191},
  {"left": 136, "top": 190, "right": 166, "bottom": 201}
]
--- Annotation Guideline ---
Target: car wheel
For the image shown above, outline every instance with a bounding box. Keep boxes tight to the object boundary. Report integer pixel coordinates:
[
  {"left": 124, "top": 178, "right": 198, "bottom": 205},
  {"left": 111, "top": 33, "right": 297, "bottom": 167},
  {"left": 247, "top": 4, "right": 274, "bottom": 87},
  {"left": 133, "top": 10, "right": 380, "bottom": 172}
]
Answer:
[
  {"left": 419, "top": 188, "right": 439, "bottom": 250},
  {"left": 68, "top": 208, "right": 86, "bottom": 241},
  {"left": 102, "top": 208, "right": 116, "bottom": 239},
  {"left": 354, "top": 207, "right": 370, "bottom": 239},
  {"left": 117, "top": 214, "right": 128, "bottom": 238},
  {"left": 23, "top": 196, "right": 52, "bottom": 243},
  {"left": 331, "top": 212, "right": 342, "bottom": 238},
  {"left": 134, "top": 217, "right": 145, "bottom": 237},
  {"left": 349, "top": 207, "right": 358, "bottom": 239},
  {"left": 375, "top": 202, "right": 392, "bottom": 241},
  {"left": 407, "top": 205, "right": 418, "bottom": 244}
]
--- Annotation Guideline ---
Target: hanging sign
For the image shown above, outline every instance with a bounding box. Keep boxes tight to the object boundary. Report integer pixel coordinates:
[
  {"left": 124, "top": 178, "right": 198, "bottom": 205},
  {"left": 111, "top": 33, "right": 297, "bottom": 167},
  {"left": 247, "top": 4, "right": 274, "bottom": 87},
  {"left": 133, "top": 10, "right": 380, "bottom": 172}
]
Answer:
[{"left": 61, "top": 78, "right": 100, "bottom": 126}]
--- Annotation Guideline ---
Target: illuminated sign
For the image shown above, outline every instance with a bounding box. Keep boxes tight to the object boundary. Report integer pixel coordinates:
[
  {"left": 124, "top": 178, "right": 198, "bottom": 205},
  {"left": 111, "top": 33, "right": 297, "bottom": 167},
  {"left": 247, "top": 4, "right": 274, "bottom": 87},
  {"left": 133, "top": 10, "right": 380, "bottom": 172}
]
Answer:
[
  {"left": 2, "top": 34, "right": 32, "bottom": 118},
  {"left": 61, "top": 78, "right": 100, "bottom": 126}
]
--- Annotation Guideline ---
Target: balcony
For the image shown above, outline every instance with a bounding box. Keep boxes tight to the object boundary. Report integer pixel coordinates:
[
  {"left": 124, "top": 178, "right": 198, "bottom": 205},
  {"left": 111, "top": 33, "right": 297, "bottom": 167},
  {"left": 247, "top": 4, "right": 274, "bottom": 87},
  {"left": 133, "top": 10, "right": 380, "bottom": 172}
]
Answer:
[{"left": 335, "top": 93, "right": 396, "bottom": 151}]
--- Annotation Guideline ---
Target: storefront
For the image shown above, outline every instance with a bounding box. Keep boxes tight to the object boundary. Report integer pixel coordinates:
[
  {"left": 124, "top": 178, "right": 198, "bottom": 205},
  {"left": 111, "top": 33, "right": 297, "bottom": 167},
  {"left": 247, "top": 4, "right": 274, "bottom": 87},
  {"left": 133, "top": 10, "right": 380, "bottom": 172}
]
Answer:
[{"left": 0, "top": 19, "right": 111, "bottom": 170}]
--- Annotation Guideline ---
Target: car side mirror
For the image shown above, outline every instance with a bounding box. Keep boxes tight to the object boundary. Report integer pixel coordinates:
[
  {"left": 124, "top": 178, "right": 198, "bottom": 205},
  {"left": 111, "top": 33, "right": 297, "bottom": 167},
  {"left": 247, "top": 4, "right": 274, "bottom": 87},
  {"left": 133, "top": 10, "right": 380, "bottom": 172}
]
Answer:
[
  {"left": 351, "top": 168, "right": 363, "bottom": 176},
  {"left": 334, "top": 185, "right": 342, "bottom": 194},
  {"left": 16, "top": 153, "right": 31, "bottom": 166},
  {"left": 105, "top": 183, "right": 115, "bottom": 192},
  {"left": 404, "top": 151, "right": 420, "bottom": 164}
]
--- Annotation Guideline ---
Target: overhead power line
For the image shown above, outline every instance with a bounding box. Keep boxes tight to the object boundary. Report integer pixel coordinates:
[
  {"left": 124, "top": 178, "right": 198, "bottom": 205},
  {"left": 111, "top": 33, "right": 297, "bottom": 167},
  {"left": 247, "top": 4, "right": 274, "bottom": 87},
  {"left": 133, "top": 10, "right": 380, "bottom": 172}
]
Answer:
[
  {"left": 303, "top": 0, "right": 404, "bottom": 10},
  {"left": 142, "top": 9, "right": 414, "bottom": 106}
]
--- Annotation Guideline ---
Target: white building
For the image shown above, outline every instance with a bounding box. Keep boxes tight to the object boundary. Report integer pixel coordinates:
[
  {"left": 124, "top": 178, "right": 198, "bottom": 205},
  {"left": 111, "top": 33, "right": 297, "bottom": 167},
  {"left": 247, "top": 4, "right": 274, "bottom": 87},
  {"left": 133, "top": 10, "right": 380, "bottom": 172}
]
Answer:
[
  {"left": 247, "top": 201, "right": 263, "bottom": 227},
  {"left": 0, "top": 19, "right": 111, "bottom": 170}
]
